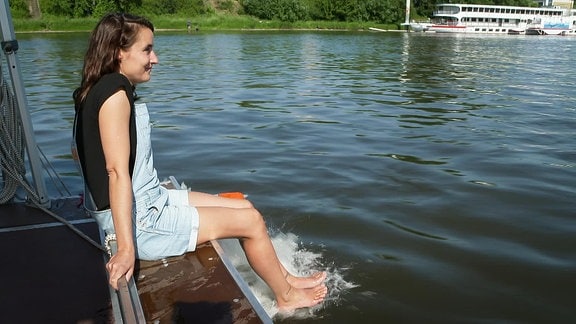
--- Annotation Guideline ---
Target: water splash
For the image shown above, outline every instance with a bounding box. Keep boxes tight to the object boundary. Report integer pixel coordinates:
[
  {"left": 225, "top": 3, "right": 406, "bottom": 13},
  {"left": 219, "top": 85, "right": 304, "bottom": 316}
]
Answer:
[{"left": 218, "top": 232, "right": 357, "bottom": 319}]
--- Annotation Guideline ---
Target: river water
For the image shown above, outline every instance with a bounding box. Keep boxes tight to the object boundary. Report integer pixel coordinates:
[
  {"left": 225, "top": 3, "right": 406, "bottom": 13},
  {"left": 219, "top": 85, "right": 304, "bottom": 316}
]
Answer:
[{"left": 10, "top": 30, "right": 576, "bottom": 323}]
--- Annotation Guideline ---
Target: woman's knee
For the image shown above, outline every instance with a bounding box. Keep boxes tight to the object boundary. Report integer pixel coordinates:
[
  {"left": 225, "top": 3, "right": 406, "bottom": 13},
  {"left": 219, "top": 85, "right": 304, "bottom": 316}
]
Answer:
[
  {"left": 236, "top": 198, "right": 255, "bottom": 209},
  {"left": 246, "top": 206, "right": 264, "bottom": 224},
  {"left": 240, "top": 207, "right": 266, "bottom": 233}
]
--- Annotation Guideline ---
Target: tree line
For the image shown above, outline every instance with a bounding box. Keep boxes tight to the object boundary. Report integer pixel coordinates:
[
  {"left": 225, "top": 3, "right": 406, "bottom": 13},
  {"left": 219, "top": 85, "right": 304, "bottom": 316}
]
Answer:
[{"left": 10, "top": 0, "right": 544, "bottom": 25}]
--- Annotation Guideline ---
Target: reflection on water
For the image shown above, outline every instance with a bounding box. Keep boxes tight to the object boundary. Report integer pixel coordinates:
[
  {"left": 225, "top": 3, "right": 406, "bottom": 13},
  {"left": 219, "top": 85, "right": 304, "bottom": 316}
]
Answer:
[{"left": 11, "top": 31, "right": 576, "bottom": 323}]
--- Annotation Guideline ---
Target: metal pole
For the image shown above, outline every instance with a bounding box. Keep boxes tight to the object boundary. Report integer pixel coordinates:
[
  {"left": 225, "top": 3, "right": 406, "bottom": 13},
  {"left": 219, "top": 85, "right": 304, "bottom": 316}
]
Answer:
[
  {"left": 0, "top": 0, "right": 49, "bottom": 206},
  {"left": 405, "top": 0, "right": 411, "bottom": 26}
]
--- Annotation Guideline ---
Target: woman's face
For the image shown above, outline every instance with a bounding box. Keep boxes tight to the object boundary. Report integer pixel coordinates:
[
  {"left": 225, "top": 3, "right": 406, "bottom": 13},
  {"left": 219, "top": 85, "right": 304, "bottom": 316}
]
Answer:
[{"left": 118, "top": 27, "right": 158, "bottom": 85}]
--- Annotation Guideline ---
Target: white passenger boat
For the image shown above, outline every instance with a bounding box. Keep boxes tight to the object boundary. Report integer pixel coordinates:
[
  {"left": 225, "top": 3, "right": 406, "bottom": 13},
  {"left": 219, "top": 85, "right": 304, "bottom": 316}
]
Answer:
[
  {"left": 525, "top": 17, "right": 575, "bottom": 35},
  {"left": 428, "top": 3, "right": 576, "bottom": 35}
]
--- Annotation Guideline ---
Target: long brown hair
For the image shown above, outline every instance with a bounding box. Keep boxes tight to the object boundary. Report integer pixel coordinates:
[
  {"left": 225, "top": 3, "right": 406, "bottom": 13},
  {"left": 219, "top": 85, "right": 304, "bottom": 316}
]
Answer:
[{"left": 74, "top": 13, "right": 154, "bottom": 107}]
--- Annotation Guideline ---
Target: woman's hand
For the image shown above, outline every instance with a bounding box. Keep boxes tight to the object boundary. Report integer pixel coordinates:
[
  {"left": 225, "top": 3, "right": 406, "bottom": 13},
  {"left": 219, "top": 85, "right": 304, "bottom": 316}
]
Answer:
[{"left": 106, "top": 249, "right": 135, "bottom": 290}]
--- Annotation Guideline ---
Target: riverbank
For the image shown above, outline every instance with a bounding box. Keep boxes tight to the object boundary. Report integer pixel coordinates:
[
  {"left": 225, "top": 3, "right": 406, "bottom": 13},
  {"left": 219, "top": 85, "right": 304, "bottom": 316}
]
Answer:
[{"left": 12, "top": 14, "right": 399, "bottom": 33}]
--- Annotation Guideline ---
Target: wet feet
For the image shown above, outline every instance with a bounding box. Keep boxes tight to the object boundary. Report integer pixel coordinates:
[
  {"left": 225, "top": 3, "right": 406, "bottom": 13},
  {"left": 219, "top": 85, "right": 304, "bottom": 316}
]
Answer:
[
  {"left": 286, "top": 271, "right": 327, "bottom": 289},
  {"left": 277, "top": 283, "right": 328, "bottom": 313}
]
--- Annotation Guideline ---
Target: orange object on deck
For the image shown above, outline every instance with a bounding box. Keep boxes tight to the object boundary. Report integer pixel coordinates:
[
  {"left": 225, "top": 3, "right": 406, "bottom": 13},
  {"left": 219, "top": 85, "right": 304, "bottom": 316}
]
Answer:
[{"left": 218, "top": 192, "right": 246, "bottom": 199}]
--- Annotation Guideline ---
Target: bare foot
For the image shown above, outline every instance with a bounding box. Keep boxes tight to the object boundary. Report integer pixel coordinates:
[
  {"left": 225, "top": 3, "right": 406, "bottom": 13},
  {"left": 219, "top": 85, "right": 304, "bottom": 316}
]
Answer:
[
  {"left": 286, "top": 271, "right": 327, "bottom": 289},
  {"left": 277, "top": 284, "right": 328, "bottom": 313}
]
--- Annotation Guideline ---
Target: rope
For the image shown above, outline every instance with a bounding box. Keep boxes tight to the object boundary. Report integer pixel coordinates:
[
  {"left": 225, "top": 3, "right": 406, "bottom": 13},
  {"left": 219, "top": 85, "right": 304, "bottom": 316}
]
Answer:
[
  {"left": 29, "top": 198, "right": 107, "bottom": 252},
  {"left": 0, "top": 61, "right": 26, "bottom": 203},
  {"left": 1, "top": 56, "right": 105, "bottom": 252}
]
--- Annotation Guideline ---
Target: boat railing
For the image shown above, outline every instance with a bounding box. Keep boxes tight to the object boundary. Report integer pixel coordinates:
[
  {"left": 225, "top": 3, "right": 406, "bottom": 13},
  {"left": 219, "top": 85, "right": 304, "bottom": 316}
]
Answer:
[{"left": 107, "top": 238, "right": 147, "bottom": 323}]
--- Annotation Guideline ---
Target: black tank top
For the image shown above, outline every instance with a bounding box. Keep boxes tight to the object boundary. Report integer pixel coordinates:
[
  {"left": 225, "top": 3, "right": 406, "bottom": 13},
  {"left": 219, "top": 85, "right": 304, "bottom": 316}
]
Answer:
[{"left": 74, "top": 73, "right": 137, "bottom": 210}]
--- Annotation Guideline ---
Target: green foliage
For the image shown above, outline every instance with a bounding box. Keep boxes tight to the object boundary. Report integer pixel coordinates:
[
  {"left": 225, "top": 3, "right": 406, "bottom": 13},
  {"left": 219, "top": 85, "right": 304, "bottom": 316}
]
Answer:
[
  {"left": 10, "top": 0, "right": 564, "bottom": 28},
  {"left": 8, "top": 0, "right": 30, "bottom": 18},
  {"left": 72, "top": 0, "right": 92, "bottom": 18},
  {"left": 242, "top": 0, "right": 308, "bottom": 22},
  {"left": 242, "top": 0, "right": 406, "bottom": 24},
  {"left": 40, "top": 0, "right": 72, "bottom": 16},
  {"left": 217, "top": 0, "right": 237, "bottom": 12},
  {"left": 134, "top": 0, "right": 208, "bottom": 17},
  {"left": 92, "top": 0, "right": 118, "bottom": 18}
]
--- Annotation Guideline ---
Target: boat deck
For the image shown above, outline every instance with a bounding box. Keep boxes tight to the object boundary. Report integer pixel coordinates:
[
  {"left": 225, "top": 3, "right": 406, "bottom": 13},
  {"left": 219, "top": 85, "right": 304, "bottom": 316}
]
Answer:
[
  {"left": 137, "top": 242, "right": 264, "bottom": 323},
  {"left": 0, "top": 197, "right": 111, "bottom": 323},
  {"left": 0, "top": 196, "right": 271, "bottom": 323}
]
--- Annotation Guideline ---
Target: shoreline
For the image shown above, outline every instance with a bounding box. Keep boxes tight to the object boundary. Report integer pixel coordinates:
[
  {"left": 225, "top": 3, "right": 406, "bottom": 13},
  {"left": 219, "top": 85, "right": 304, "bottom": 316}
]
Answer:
[
  {"left": 15, "top": 27, "right": 406, "bottom": 34},
  {"left": 11, "top": 15, "right": 400, "bottom": 34}
]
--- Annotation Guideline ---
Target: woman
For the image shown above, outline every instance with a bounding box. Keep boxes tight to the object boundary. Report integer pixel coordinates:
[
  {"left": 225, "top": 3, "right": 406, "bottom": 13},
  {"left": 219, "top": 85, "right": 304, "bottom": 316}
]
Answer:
[{"left": 73, "top": 13, "right": 327, "bottom": 312}]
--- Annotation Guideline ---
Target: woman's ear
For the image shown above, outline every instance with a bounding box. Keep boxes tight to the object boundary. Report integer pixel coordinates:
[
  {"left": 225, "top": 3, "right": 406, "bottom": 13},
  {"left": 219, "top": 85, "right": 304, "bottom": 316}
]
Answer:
[{"left": 117, "top": 48, "right": 124, "bottom": 62}]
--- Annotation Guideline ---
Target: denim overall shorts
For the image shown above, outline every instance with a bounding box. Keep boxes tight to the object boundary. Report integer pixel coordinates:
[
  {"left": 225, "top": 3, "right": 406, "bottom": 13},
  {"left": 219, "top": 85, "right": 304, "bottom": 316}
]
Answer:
[{"left": 88, "top": 103, "right": 199, "bottom": 260}]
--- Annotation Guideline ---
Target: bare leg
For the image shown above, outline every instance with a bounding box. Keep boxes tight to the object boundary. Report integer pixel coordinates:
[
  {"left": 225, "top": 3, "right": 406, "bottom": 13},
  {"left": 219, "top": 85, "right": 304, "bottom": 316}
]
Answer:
[
  {"left": 189, "top": 191, "right": 327, "bottom": 288},
  {"left": 189, "top": 191, "right": 327, "bottom": 312}
]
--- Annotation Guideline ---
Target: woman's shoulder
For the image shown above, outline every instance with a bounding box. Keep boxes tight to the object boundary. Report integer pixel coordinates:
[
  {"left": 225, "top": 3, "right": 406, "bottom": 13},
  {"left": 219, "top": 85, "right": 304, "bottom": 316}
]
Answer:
[
  {"left": 95, "top": 73, "right": 132, "bottom": 91},
  {"left": 91, "top": 73, "right": 134, "bottom": 101}
]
